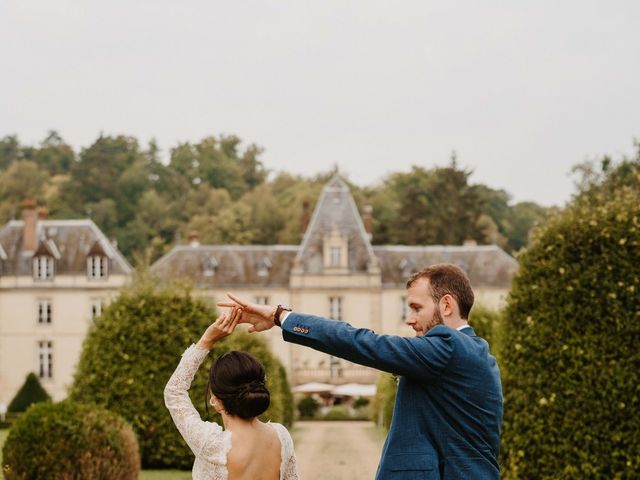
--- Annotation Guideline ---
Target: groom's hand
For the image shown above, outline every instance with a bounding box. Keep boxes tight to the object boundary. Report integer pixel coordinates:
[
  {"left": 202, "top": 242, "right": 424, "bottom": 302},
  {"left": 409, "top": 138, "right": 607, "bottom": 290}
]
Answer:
[{"left": 217, "top": 293, "right": 277, "bottom": 333}]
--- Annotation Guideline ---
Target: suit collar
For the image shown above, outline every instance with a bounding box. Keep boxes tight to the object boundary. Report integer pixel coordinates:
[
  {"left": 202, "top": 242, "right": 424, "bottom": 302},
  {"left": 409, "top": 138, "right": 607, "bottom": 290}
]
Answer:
[{"left": 458, "top": 326, "right": 476, "bottom": 337}]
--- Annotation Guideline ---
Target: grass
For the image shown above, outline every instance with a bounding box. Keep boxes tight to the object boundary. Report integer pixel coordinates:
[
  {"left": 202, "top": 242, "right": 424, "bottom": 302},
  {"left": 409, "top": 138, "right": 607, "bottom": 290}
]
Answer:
[
  {"left": 1, "top": 427, "right": 190, "bottom": 480},
  {"left": 140, "top": 471, "right": 192, "bottom": 480}
]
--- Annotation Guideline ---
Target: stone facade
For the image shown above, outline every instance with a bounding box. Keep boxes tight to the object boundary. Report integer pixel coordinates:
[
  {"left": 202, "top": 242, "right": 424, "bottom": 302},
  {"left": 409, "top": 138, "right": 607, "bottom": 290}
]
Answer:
[{"left": 0, "top": 202, "right": 131, "bottom": 404}]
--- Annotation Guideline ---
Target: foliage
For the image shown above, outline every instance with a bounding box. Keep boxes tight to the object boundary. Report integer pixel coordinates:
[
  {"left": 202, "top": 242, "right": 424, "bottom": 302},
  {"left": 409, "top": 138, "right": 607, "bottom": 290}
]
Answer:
[
  {"left": 371, "top": 373, "right": 397, "bottom": 431},
  {"left": 7, "top": 372, "right": 51, "bottom": 413},
  {"left": 297, "top": 396, "right": 320, "bottom": 419},
  {"left": 500, "top": 153, "right": 640, "bottom": 479},
  {"left": 468, "top": 305, "right": 502, "bottom": 357},
  {"left": 0, "top": 132, "right": 547, "bottom": 263},
  {"left": 2, "top": 400, "right": 139, "bottom": 480},
  {"left": 322, "top": 406, "right": 351, "bottom": 421},
  {"left": 69, "top": 284, "right": 292, "bottom": 469},
  {"left": 352, "top": 396, "right": 370, "bottom": 409}
]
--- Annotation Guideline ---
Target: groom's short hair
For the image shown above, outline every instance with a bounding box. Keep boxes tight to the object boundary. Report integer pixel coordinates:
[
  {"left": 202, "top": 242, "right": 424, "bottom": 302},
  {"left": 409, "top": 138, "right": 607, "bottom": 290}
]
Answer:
[{"left": 406, "top": 263, "right": 475, "bottom": 319}]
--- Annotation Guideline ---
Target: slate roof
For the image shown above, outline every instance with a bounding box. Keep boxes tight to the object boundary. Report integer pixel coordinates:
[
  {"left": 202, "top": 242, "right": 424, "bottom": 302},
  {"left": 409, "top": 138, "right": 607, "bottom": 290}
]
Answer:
[
  {"left": 0, "top": 219, "right": 132, "bottom": 276},
  {"left": 151, "top": 174, "right": 518, "bottom": 289},
  {"left": 373, "top": 245, "right": 518, "bottom": 289},
  {"left": 295, "top": 174, "right": 376, "bottom": 273},
  {"left": 151, "top": 245, "right": 298, "bottom": 288}
]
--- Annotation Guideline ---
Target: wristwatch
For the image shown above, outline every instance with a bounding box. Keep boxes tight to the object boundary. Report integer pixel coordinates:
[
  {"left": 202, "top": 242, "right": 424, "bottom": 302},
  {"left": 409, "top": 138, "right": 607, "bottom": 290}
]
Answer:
[{"left": 273, "top": 304, "right": 292, "bottom": 327}]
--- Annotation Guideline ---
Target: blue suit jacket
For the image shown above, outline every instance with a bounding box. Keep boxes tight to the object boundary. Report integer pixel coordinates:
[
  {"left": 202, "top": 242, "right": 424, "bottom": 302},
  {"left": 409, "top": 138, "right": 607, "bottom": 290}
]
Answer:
[{"left": 282, "top": 313, "right": 502, "bottom": 479}]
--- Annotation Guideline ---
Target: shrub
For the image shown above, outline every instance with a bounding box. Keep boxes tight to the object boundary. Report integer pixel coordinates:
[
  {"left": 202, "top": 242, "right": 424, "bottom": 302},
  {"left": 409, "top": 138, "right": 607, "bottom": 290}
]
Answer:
[
  {"left": 352, "top": 396, "right": 370, "bottom": 409},
  {"left": 500, "top": 183, "right": 640, "bottom": 478},
  {"left": 7, "top": 372, "right": 51, "bottom": 413},
  {"left": 297, "top": 396, "right": 320, "bottom": 419},
  {"left": 468, "top": 305, "right": 502, "bottom": 357},
  {"left": 2, "top": 400, "right": 139, "bottom": 480},
  {"left": 370, "top": 373, "right": 397, "bottom": 430},
  {"left": 322, "top": 405, "right": 350, "bottom": 421},
  {"left": 69, "top": 284, "right": 292, "bottom": 469}
]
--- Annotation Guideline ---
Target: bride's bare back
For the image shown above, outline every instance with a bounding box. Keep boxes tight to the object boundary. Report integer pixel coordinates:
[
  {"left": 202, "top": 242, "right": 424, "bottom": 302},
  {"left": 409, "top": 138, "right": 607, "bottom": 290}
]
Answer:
[{"left": 227, "top": 422, "right": 282, "bottom": 480}]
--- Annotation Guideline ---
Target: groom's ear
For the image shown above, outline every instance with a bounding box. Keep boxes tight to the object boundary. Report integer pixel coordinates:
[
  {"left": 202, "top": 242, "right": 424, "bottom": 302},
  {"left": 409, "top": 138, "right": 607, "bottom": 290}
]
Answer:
[{"left": 440, "top": 294, "right": 456, "bottom": 317}]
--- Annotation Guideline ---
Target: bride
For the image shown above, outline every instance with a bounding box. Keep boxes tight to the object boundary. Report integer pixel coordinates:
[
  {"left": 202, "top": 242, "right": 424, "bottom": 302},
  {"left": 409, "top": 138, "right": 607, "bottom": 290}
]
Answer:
[{"left": 164, "top": 307, "right": 298, "bottom": 480}]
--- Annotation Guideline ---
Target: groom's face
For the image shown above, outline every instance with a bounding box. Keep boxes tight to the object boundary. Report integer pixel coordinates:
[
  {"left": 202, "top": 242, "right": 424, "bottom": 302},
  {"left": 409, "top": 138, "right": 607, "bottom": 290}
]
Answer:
[{"left": 406, "top": 277, "right": 443, "bottom": 336}]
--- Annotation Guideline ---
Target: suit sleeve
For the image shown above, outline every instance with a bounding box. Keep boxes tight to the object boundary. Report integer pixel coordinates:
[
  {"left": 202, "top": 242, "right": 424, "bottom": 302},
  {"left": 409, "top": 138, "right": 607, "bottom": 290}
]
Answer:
[{"left": 282, "top": 313, "right": 455, "bottom": 380}]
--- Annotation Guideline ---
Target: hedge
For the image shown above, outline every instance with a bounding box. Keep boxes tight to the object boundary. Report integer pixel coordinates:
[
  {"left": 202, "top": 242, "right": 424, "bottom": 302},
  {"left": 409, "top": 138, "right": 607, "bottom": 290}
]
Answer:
[
  {"left": 7, "top": 372, "right": 51, "bottom": 413},
  {"left": 500, "top": 184, "right": 640, "bottom": 479},
  {"left": 69, "top": 285, "right": 293, "bottom": 469},
  {"left": 2, "top": 400, "right": 139, "bottom": 479}
]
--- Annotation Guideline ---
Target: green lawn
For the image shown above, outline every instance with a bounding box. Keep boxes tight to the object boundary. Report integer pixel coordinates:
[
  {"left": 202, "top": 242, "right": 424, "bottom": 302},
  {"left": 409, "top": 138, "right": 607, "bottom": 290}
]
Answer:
[{"left": 0, "top": 428, "right": 190, "bottom": 480}]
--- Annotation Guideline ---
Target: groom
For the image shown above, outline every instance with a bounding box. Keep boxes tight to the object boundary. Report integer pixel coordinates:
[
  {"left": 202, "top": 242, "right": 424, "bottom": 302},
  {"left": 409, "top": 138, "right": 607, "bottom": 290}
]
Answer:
[{"left": 221, "top": 263, "right": 502, "bottom": 479}]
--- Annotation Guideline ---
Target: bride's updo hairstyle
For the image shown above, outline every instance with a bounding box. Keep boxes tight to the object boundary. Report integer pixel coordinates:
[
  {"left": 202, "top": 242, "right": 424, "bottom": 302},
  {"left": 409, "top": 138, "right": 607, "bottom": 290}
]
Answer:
[{"left": 208, "top": 351, "right": 270, "bottom": 419}]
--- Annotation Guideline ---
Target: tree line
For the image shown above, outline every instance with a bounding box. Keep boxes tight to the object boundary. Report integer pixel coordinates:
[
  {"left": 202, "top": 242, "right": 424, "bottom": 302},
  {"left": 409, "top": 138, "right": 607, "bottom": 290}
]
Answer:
[{"left": 0, "top": 131, "right": 550, "bottom": 263}]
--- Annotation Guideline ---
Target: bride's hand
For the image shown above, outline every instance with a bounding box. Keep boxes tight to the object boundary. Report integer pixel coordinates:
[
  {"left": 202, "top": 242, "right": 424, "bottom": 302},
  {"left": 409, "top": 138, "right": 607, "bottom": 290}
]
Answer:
[{"left": 197, "top": 307, "right": 242, "bottom": 350}]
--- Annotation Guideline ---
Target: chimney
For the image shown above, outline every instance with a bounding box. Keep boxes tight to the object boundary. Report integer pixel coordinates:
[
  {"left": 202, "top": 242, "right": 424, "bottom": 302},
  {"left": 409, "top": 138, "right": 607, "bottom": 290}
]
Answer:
[
  {"left": 188, "top": 230, "right": 200, "bottom": 247},
  {"left": 22, "top": 199, "right": 38, "bottom": 252},
  {"left": 301, "top": 199, "right": 311, "bottom": 234},
  {"left": 363, "top": 204, "right": 373, "bottom": 241}
]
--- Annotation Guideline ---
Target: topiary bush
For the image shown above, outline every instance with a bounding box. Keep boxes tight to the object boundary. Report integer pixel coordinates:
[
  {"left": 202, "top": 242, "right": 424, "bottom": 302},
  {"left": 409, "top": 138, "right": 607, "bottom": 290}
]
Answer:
[
  {"left": 2, "top": 400, "right": 139, "bottom": 480},
  {"left": 500, "top": 182, "right": 640, "bottom": 478},
  {"left": 468, "top": 305, "right": 502, "bottom": 358},
  {"left": 297, "top": 396, "right": 320, "bottom": 419},
  {"left": 322, "top": 405, "right": 350, "bottom": 421},
  {"left": 69, "top": 284, "right": 292, "bottom": 469},
  {"left": 371, "top": 373, "right": 397, "bottom": 430},
  {"left": 7, "top": 372, "right": 51, "bottom": 413}
]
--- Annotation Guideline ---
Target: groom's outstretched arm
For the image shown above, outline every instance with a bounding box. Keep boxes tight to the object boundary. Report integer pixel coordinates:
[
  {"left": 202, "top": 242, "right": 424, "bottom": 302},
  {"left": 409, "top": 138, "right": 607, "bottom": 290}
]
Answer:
[{"left": 282, "top": 312, "right": 454, "bottom": 381}]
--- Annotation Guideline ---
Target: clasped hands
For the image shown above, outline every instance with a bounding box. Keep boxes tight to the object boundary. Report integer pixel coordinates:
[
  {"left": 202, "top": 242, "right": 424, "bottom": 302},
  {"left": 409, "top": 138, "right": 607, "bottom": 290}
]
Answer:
[{"left": 197, "top": 294, "right": 278, "bottom": 350}]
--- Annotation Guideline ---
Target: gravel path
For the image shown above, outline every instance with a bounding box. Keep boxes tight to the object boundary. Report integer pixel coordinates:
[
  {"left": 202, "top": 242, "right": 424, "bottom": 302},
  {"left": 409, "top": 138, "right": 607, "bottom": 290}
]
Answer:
[{"left": 292, "top": 421, "right": 385, "bottom": 480}]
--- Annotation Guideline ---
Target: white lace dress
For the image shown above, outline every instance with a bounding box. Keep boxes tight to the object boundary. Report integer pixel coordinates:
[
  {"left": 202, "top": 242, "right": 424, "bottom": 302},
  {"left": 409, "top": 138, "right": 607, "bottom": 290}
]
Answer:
[{"left": 164, "top": 344, "right": 299, "bottom": 480}]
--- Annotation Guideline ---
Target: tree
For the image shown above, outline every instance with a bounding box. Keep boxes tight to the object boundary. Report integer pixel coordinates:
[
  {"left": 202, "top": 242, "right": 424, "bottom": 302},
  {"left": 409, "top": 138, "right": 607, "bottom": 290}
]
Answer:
[
  {"left": 0, "top": 161, "right": 48, "bottom": 223},
  {"left": 0, "top": 135, "right": 21, "bottom": 170},
  {"left": 500, "top": 155, "right": 640, "bottom": 478},
  {"left": 7, "top": 373, "right": 51, "bottom": 413},
  {"left": 25, "top": 131, "right": 75, "bottom": 175}
]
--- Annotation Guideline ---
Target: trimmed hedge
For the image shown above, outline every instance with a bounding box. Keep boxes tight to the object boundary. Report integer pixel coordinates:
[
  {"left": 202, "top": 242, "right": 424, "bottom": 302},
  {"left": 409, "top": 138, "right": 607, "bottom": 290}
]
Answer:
[
  {"left": 7, "top": 372, "right": 51, "bottom": 413},
  {"left": 500, "top": 184, "right": 640, "bottom": 478},
  {"left": 2, "top": 400, "right": 139, "bottom": 479},
  {"left": 69, "top": 285, "right": 293, "bottom": 469},
  {"left": 297, "top": 396, "right": 320, "bottom": 419},
  {"left": 371, "top": 373, "right": 397, "bottom": 430},
  {"left": 468, "top": 305, "right": 502, "bottom": 357}
]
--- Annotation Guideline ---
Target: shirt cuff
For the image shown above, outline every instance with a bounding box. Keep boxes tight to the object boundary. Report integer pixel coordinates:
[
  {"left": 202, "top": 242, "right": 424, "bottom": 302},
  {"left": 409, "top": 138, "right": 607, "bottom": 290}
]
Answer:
[{"left": 280, "top": 311, "right": 292, "bottom": 327}]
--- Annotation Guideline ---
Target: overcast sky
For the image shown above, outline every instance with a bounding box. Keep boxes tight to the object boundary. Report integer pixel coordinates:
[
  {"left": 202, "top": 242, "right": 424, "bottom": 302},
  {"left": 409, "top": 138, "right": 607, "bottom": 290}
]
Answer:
[{"left": 1, "top": 1, "right": 639, "bottom": 206}]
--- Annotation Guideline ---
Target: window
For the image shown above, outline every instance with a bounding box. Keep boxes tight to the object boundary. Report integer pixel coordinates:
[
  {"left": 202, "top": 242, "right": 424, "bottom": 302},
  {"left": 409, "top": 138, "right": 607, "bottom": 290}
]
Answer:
[
  {"left": 329, "top": 297, "right": 342, "bottom": 320},
  {"left": 38, "top": 300, "right": 52, "bottom": 324},
  {"left": 255, "top": 296, "right": 269, "bottom": 305},
  {"left": 87, "top": 255, "right": 108, "bottom": 280},
  {"left": 330, "top": 246, "right": 341, "bottom": 267},
  {"left": 91, "top": 298, "right": 105, "bottom": 319},
  {"left": 401, "top": 296, "right": 407, "bottom": 321},
  {"left": 38, "top": 340, "right": 53, "bottom": 379},
  {"left": 33, "top": 256, "right": 54, "bottom": 280}
]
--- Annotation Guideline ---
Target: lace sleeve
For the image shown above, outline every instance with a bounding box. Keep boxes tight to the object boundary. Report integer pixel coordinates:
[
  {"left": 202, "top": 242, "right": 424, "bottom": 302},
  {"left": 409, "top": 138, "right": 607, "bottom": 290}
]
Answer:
[
  {"left": 273, "top": 423, "right": 299, "bottom": 480},
  {"left": 164, "top": 344, "right": 222, "bottom": 456}
]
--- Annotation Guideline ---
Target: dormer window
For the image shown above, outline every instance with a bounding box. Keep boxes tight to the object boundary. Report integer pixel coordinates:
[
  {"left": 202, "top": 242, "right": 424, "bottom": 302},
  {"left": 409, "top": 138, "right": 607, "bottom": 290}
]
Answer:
[
  {"left": 330, "top": 246, "right": 341, "bottom": 267},
  {"left": 257, "top": 257, "right": 272, "bottom": 277},
  {"left": 33, "top": 255, "right": 54, "bottom": 280},
  {"left": 203, "top": 257, "right": 218, "bottom": 277},
  {"left": 323, "top": 227, "right": 348, "bottom": 270},
  {"left": 399, "top": 258, "right": 415, "bottom": 279},
  {"left": 87, "top": 255, "right": 108, "bottom": 280}
]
